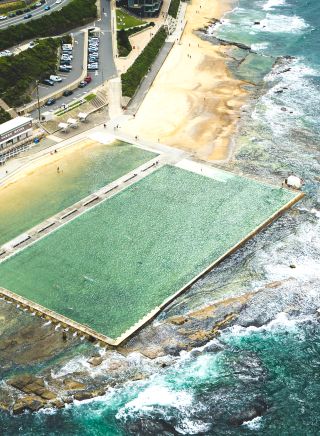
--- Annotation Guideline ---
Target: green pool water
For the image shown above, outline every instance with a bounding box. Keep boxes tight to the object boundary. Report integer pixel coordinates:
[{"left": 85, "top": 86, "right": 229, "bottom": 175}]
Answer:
[
  {"left": 0, "top": 141, "right": 156, "bottom": 246},
  {"left": 0, "top": 165, "right": 298, "bottom": 339}
]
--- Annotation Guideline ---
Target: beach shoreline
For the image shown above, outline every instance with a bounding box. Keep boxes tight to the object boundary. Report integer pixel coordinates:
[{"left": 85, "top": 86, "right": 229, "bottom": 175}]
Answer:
[{"left": 124, "top": 0, "right": 247, "bottom": 162}]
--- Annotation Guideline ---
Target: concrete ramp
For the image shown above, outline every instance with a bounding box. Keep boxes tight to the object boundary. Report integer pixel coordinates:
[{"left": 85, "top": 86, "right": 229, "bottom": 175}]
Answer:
[{"left": 108, "top": 77, "right": 123, "bottom": 119}]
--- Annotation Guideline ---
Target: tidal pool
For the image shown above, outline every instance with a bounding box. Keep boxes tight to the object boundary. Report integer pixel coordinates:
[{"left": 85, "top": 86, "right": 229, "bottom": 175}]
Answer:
[
  {"left": 0, "top": 165, "right": 299, "bottom": 339},
  {"left": 0, "top": 140, "right": 156, "bottom": 246}
]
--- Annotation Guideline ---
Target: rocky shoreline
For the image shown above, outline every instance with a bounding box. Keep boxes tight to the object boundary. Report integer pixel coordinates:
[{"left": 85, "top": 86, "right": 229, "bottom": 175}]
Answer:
[{"left": 0, "top": 276, "right": 317, "bottom": 416}]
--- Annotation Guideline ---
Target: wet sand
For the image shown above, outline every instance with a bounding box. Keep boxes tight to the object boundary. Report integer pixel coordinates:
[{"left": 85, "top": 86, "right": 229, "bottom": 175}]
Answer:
[{"left": 124, "top": 0, "right": 247, "bottom": 161}]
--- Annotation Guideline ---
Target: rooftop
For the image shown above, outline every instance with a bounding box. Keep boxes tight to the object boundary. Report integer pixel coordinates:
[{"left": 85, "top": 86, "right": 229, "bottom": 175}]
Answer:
[{"left": 0, "top": 116, "right": 32, "bottom": 136}]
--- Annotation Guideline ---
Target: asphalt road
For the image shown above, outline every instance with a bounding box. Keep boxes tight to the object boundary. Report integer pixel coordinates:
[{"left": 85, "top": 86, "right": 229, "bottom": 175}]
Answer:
[
  {"left": 30, "top": 0, "right": 116, "bottom": 119},
  {"left": 0, "top": 0, "right": 70, "bottom": 30},
  {"left": 35, "top": 31, "right": 85, "bottom": 101}
]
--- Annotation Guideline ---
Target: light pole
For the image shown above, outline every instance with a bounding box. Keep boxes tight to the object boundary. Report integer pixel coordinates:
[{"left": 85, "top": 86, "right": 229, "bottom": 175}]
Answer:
[{"left": 36, "top": 80, "right": 41, "bottom": 121}]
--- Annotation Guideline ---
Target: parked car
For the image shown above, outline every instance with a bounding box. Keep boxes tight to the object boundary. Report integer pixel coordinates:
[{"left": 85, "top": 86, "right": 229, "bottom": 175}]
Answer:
[
  {"left": 88, "top": 64, "right": 99, "bottom": 71},
  {"left": 35, "top": 2, "right": 42, "bottom": 6},
  {"left": 63, "top": 90, "right": 73, "bottom": 97},
  {"left": 78, "top": 81, "right": 87, "bottom": 88},
  {"left": 42, "top": 79, "right": 54, "bottom": 86},
  {"left": 16, "top": 9, "right": 23, "bottom": 15},
  {"left": 24, "top": 13, "right": 32, "bottom": 19},
  {"left": 55, "top": 0, "right": 62, "bottom": 4},
  {"left": 60, "top": 59, "right": 71, "bottom": 65},
  {"left": 29, "top": 41, "right": 36, "bottom": 48},
  {"left": 45, "top": 98, "right": 56, "bottom": 106},
  {"left": 88, "top": 48, "right": 98, "bottom": 54},
  {"left": 0, "top": 50, "right": 12, "bottom": 57},
  {"left": 8, "top": 12, "right": 16, "bottom": 17},
  {"left": 23, "top": 8, "right": 31, "bottom": 12},
  {"left": 62, "top": 44, "right": 72, "bottom": 50},
  {"left": 40, "top": 0, "right": 46, "bottom": 4},
  {"left": 59, "top": 65, "right": 72, "bottom": 72},
  {"left": 50, "top": 75, "right": 62, "bottom": 82},
  {"left": 44, "top": 5, "right": 50, "bottom": 10},
  {"left": 61, "top": 53, "right": 73, "bottom": 59},
  {"left": 0, "top": 15, "right": 8, "bottom": 20},
  {"left": 84, "top": 76, "right": 92, "bottom": 83}
]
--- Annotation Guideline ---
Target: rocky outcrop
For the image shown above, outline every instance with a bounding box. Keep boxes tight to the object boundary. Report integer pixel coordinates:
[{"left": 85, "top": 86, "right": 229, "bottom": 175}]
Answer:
[
  {"left": 7, "top": 375, "right": 56, "bottom": 400},
  {"left": 62, "top": 379, "right": 86, "bottom": 391},
  {"left": 88, "top": 356, "right": 103, "bottom": 366},
  {"left": 12, "top": 396, "right": 46, "bottom": 415},
  {"left": 73, "top": 388, "right": 105, "bottom": 402}
]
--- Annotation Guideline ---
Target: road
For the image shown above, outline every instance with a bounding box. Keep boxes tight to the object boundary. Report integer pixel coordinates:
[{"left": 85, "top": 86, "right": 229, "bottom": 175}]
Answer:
[
  {"left": 30, "top": 0, "right": 116, "bottom": 118},
  {"left": 0, "top": 0, "right": 70, "bottom": 30}
]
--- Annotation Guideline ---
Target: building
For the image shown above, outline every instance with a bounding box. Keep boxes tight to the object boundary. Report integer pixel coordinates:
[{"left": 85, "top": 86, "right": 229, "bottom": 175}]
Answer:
[
  {"left": 118, "top": 0, "right": 162, "bottom": 17},
  {"left": 0, "top": 116, "right": 33, "bottom": 164}
]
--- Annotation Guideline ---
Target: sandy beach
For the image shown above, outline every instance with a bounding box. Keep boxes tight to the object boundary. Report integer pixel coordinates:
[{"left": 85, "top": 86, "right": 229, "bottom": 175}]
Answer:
[{"left": 124, "top": 0, "right": 247, "bottom": 161}]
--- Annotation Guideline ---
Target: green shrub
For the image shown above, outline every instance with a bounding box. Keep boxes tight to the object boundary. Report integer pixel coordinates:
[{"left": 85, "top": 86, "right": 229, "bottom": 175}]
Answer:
[
  {"left": 121, "top": 26, "right": 167, "bottom": 97},
  {"left": 0, "top": 107, "right": 11, "bottom": 124},
  {"left": 0, "top": 38, "right": 60, "bottom": 107},
  {"left": 168, "top": 0, "right": 180, "bottom": 18},
  {"left": 0, "top": 1, "right": 24, "bottom": 14},
  {"left": 0, "top": 0, "right": 97, "bottom": 51},
  {"left": 117, "top": 29, "right": 132, "bottom": 57}
]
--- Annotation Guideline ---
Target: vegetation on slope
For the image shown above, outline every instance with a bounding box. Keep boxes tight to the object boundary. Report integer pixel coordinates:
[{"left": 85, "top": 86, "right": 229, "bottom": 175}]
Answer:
[
  {"left": 0, "top": 38, "right": 60, "bottom": 107},
  {"left": 121, "top": 26, "right": 167, "bottom": 98},
  {"left": 117, "top": 22, "right": 154, "bottom": 57},
  {"left": 0, "top": 0, "right": 97, "bottom": 51},
  {"left": 168, "top": 0, "right": 180, "bottom": 18},
  {"left": 0, "top": 107, "right": 11, "bottom": 124}
]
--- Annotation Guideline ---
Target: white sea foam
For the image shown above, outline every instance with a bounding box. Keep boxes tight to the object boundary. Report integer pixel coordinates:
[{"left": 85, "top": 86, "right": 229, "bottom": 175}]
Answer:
[
  {"left": 226, "top": 312, "right": 315, "bottom": 337},
  {"left": 251, "top": 42, "right": 270, "bottom": 52},
  {"left": 242, "top": 415, "right": 263, "bottom": 430},
  {"left": 116, "top": 385, "right": 193, "bottom": 420},
  {"left": 263, "top": 0, "right": 286, "bottom": 11},
  {"left": 259, "top": 14, "right": 309, "bottom": 33}
]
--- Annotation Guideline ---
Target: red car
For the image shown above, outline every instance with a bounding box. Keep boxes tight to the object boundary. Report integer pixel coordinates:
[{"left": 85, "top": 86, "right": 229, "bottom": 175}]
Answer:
[{"left": 84, "top": 76, "right": 92, "bottom": 83}]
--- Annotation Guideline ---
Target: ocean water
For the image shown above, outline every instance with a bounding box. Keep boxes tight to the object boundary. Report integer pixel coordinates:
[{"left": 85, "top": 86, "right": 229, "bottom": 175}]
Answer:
[{"left": 1, "top": 0, "right": 320, "bottom": 434}]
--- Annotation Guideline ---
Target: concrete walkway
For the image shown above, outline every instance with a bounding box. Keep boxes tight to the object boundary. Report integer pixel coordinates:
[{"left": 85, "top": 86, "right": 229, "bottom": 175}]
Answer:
[{"left": 125, "top": 41, "right": 174, "bottom": 115}]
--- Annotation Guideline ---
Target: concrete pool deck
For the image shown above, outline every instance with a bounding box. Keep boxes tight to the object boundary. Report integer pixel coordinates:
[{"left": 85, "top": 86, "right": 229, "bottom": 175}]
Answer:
[{"left": 0, "top": 162, "right": 303, "bottom": 346}]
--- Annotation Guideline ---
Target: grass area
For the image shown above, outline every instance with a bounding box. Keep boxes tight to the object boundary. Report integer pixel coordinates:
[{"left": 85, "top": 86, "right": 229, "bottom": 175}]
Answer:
[
  {"left": 0, "top": 0, "right": 97, "bottom": 51},
  {"left": 0, "top": 38, "right": 61, "bottom": 107},
  {"left": 116, "top": 8, "right": 146, "bottom": 30},
  {"left": 0, "top": 164, "right": 298, "bottom": 339},
  {"left": 168, "top": 0, "right": 180, "bottom": 18},
  {"left": 0, "top": 1, "right": 24, "bottom": 14},
  {"left": 84, "top": 93, "right": 96, "bottom": 102},
  {"left": 121, "top": 26, "right": 167, "bottom": 97},
  {"left": 0, "top": 107, "right": 11, "bottom": 124}
]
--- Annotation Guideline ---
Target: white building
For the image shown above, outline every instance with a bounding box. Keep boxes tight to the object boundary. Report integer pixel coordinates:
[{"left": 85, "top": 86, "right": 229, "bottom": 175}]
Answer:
[{"left": 0, "top": 116, "right": 33, "bottom": 163}]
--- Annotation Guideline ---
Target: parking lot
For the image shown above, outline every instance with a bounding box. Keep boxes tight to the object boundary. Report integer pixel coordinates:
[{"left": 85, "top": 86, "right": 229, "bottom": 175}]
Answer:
[{"left": 35, "top": 32, "right": 85, "bottom": 103}]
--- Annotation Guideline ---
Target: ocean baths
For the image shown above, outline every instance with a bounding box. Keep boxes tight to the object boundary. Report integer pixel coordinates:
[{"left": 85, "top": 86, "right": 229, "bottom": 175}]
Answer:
[{"left": 0, "top": 163, "right": 302, "bottom": 344}]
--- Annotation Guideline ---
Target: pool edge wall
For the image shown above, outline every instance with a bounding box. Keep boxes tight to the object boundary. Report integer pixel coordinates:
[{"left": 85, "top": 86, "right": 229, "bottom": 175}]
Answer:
[{"left": 0, "top": 190, "right": 304, "bottom": 347}]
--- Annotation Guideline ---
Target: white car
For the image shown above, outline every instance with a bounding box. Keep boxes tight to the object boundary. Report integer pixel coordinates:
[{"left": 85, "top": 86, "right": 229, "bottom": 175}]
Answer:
[
  {"left": 55, "top": 0, "right": 62, "bottom": 3},
  {"left": 0, "top": 50, "right": 12, "bottom": 57},
  {"left": 50, "top": 75, "right": 62, "bottom": 82},
  {"left": 0, "top": 15, "right": 8, "bottom": 20}
]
